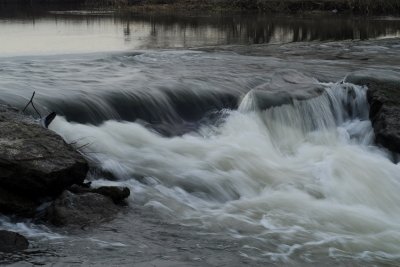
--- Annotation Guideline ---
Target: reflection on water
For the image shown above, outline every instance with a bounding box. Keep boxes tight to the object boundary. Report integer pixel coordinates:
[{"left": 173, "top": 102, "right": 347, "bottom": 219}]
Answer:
[{"left": 0, "top": 7, "right": 399, "bottom": 56}]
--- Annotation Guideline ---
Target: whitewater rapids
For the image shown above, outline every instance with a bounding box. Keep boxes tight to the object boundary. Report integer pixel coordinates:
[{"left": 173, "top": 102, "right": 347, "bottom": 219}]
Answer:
[{"left": 49, "top": 81, "right": 400, "bottom": 263}]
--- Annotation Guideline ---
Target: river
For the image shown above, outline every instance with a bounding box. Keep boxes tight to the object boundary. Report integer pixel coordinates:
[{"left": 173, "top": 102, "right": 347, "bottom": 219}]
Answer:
[{"left": 1, "top": 7, "right": 400, "bottom": 267}]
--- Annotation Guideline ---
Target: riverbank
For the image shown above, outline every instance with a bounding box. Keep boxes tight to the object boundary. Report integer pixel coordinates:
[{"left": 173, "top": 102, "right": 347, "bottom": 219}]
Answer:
[
  {"left": 124, "top": 0, "right": 400, "bottom": 15},
  {"left": 2, "top": 0, "right": 400, "bottom": 15}
]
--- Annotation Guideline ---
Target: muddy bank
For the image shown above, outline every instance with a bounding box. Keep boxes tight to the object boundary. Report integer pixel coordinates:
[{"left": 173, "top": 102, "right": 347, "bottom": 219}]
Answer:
[
  {"left": 124, "top": 0, "right": 400, "bottom": 15},
  {"left": 2, "top": 0, "right": 400, "bottom": 15}
]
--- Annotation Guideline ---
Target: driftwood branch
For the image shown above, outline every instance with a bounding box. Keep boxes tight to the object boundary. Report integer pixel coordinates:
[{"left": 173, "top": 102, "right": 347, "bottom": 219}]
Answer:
[
  {"left": 75, "top": 142, "right": 92, "bottom": 151},
  {"left": 22, "top": 91, "right": 42, "bottom": 119}
]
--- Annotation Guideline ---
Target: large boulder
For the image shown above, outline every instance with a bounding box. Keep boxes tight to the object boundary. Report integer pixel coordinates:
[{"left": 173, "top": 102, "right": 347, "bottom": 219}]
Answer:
[
  {"left": 346, "top": 71, "right": 400, "bottom": 153},
  {"left": 0, "top": 230, "right": 29, "bottom": 253},
  {"left": 46, "top": 190, "right": 121, "bottom": 227},
  {"left": 0, "top": 105, "right": 88, "bottom": 210}
]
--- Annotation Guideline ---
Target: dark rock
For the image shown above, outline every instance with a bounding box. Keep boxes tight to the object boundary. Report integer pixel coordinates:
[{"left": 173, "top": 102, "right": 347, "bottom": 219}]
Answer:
[
  {"left": 67, "top": 184, "right": 92, "bottom": 194},
  {"left": 0, "top": 188, "right": 37, "bottom": 217},
  {"left": 0, "top": 105, "right": 88, "bottom": 210},
  {"left": 367, "top": 89, "right": 400, "bottom": 153},
  {"left": 346, "top": 71, "right": 400, "bottom": 153},
  {"left": 46, "top": 191, "right": 120, "bottom": 227},
  {"left": 92, "top": 186, "right": 130, "bottom": 204},
  {"left": 241, "top": 70, "right": 325, "bottom": 111},
  {"left": 68, "top": 184, "right": 130, "bottom": 204},
  {"left": 0, "top": 230, "right": 29, "bottom": 253},
  {"left": 42, "top": 111, "right": 57, "bottom": 128}
]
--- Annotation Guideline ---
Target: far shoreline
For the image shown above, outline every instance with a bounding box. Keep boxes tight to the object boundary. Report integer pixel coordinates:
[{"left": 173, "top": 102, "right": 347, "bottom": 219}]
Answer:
[
  {"left": 119, "top": 2, "right": 400, "bottom": 16},
  {"left": 1, "top": 1, "right": 400, "bottom": 16}
]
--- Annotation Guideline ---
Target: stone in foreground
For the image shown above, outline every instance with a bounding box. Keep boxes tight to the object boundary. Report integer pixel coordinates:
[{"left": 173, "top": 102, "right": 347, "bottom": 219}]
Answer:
[
  {"left": 0, "top": 230, "right": 29, "bottom": 253},
  {"left": 46, "top": 190, "right": 121, "bottom": 227},
  {"left": 0, "top": 105, "right": 88, "bottom": 208}
]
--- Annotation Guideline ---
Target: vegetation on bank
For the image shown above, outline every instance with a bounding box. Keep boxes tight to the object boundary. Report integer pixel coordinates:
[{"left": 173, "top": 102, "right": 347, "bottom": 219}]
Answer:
[
  {"left": 3, "top": 0, "right": 400, "bottom": 14},
  {"left": 130, "top": 0, "right": 400, "bottom": 14}
]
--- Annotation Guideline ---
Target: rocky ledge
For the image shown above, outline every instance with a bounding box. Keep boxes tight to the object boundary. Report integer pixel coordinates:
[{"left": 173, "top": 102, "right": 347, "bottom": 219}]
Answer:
[
  {"left": 345, "top": 70, "right": 400, "bottom": 154},
  {"left": 0, "top": 105, "right": 130, "bottom": 227}
]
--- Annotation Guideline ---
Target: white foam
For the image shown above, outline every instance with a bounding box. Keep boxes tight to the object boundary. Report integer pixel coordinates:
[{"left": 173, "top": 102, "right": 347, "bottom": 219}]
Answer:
[{"left": 49, "top": 82, "right": 400, "bottom": 262}]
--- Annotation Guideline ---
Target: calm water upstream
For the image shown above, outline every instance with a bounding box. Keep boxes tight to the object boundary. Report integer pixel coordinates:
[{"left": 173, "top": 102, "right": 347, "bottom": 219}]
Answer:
[{"left": 1, "top": 7, "right": 400, "bottom": 266}]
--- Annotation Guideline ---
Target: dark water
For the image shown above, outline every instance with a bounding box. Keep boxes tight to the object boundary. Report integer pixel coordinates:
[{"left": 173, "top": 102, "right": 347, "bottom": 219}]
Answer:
[{"left": 1, "top": 7, "right": 400, "bottom": 267}]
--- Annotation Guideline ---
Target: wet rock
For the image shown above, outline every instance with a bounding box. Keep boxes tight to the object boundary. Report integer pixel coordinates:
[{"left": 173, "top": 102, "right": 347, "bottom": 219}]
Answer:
[
  {"left": 0, "top": 105, "right": 88, "bottom": 213},
  {"left": 68, "top": 184, "right": 130, "bottom": 204},
  {"left": 92, "top": 186, "right": 130, "bottom": 204},
  {"left": 241, "top": 70, "right": 326, "bottom": 111},
  {"left": 0, "top": 230, "right": 29, "bottom": 253},
  {"left": 367, "top": 85, "right": 400, "bottom": 153},
  {"left": 46, "top": 190, "right": 120, "bottom": 227},
  {"left": 346, "top": 71, "right": 400, "bottom": 153},
  {"left": 67, "top": 184, "right": 92, "bottom": 194},
  {"left": 0, "top": 188, "right": 37, "bottom": 217}
]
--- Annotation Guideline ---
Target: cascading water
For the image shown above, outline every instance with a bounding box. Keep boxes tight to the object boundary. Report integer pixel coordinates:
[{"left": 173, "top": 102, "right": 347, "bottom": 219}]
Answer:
[{"left": 47, "top": 81, "right": 400, "bottom": 264}]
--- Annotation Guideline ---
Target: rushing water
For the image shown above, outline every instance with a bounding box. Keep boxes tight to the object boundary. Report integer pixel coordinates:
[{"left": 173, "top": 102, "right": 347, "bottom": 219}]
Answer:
[{"left": 1, "top": 7, "right": 400, "bottom": 267}]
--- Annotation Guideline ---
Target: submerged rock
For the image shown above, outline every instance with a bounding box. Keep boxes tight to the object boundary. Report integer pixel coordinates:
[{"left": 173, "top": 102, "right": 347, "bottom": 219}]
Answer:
[
  {"left": 346, "top": 71, "right": 400, "bottom": 153},
  {"left": 68, "top": 184, "right": 130, "bottom": 204},
  {"left": 46, "top": 190, "right": 121, "bottom": 227},
  {"left": 92, "top": 186, "right": 130, "bottom": 204},
  {"left": 0, "top": 230, "right": 29, "bottom": 253},
  {"left": 0, "top": 105, "right": 88, "bottom": 216},
  {"left": 46, "top": 184, "right": 130, "bottom": 226}
]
